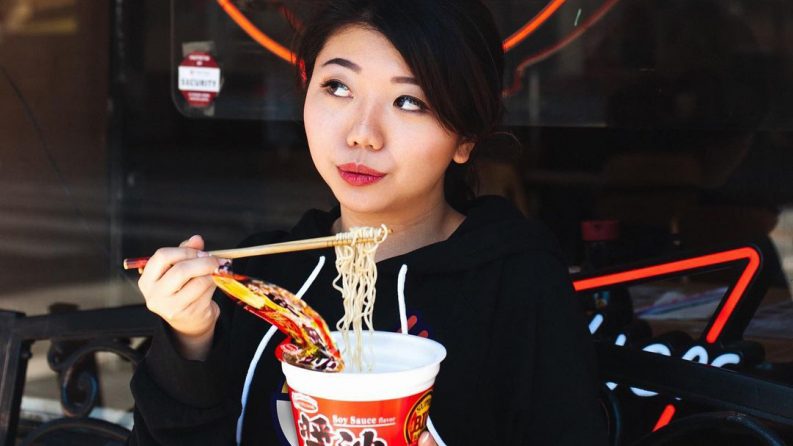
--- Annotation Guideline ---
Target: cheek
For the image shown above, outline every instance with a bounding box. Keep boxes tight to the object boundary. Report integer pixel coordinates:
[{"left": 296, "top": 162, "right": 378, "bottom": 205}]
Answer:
[
  {"left": 402, "top": 125, "right": 460, "bottom": 171},
  {"left": 304, "top": 95, "right": 334, "bottom": 157},
  {"left": 303, "top": 93, "right": 322, "bottom": 142}
]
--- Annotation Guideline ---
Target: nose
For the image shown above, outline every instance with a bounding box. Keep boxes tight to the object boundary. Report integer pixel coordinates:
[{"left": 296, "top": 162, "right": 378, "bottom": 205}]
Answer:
[{"left": 345, "top": 103, "right": 384, "bottom": 151}]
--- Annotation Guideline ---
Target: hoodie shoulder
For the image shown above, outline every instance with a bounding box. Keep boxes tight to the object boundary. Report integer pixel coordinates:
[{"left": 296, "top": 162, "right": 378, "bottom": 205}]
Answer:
[
  {"left": 228, "top": 207, "right": 338, "bottom": 275},
  {"left": 459, "top": 195, "right": 563, "bottom": 254},
  {"left": 290, "top": 206, "right": 338, "bottom": 238},
  {"left": 236, "top": 206, "right": 337, "bottom": 249},
  {"left": 389, "top": 196, "right": 564, "bottom": 273}
]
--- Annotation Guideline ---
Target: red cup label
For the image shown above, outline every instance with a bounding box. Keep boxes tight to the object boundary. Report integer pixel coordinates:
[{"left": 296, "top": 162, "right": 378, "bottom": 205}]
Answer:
[
  {"left": 289, "top": 387, "right": 433, "bottom": 446},
  {"left": 404, "top": 391, "right": 432, "bottom": 444}
]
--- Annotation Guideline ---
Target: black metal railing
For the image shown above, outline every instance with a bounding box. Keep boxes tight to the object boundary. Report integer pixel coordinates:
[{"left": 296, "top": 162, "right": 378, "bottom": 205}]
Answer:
[{"left": 0, "top": 305, "right": 156, "bottom": 446}]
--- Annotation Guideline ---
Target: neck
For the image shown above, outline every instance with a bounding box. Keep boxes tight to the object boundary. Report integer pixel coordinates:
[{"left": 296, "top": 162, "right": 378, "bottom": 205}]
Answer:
[{"left": 333, "top": 200, "right": 465, "bottom": 262}]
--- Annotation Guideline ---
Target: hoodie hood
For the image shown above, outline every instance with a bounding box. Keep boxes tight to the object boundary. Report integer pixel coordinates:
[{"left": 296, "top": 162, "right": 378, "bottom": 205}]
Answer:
[{"left": 288, "top": 195, "right": 559, "bottom": 274}]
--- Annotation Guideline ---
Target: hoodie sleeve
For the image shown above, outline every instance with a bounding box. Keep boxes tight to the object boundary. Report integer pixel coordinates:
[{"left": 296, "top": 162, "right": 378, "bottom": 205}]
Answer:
[
  {"left": 524, "top": 252, "right": 609, "bottom": 445},
  {"left": 127, "top": 231, "right": 286, "bottom": 446},
  {"left": 127, "top": 291, "right": 238, "bottom": 445}
]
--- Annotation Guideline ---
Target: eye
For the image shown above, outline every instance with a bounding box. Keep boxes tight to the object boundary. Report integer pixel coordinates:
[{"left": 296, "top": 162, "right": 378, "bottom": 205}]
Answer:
[
  {"left": 394, "top": 95, "right": 427, "bottom": 112},
  {"left": 319, "top": 80, "right": 352, "bottom": 98}
]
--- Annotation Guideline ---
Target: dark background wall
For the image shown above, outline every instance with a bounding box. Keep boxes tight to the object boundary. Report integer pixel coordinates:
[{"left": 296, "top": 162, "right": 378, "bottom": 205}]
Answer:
[{"left": 0, "top": 0, "right": 791, "bottom": 309}]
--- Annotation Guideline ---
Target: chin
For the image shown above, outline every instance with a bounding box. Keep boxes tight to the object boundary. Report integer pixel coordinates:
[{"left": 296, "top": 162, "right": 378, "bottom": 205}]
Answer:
[
  {"left": 337, "top": 197, "right": 391, "bottom": 215},
  {"left": 331, "top": 188, "right": 391, "bottom": 215}
]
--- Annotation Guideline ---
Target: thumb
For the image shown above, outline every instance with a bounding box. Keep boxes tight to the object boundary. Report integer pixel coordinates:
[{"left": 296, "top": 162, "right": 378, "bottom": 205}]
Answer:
[
  {"left": 179, "top": 234, "right": 205, "bottom": 251},
  {"left": 418, "top": 431, "right": 437, "bottom": 446}
]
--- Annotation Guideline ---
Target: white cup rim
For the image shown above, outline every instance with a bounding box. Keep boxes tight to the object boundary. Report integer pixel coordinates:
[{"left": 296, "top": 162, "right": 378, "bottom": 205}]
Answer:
[{"left": 282, "top": 331, "right": 446, "bottom": 401}]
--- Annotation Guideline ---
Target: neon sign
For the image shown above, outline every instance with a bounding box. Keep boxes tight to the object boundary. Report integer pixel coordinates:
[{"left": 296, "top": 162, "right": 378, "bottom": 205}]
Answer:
[
  {"left": 574, "top": 246, "right": 763, "bottom": 431},
  {"left": 589, "top": 315, "right": 742, "bottom": 397}
]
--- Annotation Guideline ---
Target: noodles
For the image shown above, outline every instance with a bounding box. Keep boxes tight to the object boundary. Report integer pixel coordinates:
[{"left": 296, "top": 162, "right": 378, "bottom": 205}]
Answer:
[{"left": 333, "top": 224, "right": 389, "bottom": 371}]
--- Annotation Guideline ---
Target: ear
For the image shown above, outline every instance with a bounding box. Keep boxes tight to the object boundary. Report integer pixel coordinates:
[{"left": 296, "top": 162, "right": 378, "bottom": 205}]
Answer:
[{"left": 452, "top": 140, "right": 475, "bottom": 164}]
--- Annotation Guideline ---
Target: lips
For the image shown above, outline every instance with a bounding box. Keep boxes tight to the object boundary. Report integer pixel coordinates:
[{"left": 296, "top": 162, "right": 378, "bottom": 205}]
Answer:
[{"left": 337, "top": 163, "right": 386, "bottom": 186}]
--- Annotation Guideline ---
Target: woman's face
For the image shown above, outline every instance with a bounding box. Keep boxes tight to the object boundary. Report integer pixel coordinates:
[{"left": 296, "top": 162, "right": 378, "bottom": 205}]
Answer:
[{"left": 304, "top": 25, "right": 472, "bottom": 218}]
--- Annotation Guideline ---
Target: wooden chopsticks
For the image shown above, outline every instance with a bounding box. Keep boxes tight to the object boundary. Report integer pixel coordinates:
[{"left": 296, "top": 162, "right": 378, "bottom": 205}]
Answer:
[{"left": 123, "top": 228, "right": 390, "bottom": 271}]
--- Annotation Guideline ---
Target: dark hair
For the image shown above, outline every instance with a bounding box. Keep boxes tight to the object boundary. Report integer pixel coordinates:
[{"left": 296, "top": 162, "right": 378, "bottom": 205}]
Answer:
[{"left": 295, "top": 0, "right": 505, "bottom": 210}]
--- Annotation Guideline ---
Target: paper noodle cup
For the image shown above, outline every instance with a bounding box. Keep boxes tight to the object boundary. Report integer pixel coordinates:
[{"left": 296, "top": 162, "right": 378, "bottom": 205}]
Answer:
[{"left": 282, "top": 331, "right": 446, "bottom": 446}]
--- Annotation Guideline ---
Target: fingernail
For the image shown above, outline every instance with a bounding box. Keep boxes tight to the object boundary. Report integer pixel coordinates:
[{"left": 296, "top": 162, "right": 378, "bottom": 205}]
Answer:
[
  {"left": 197, "top": 251, "right": 210, "bottom": 258},
  {"left": 213, "top": 259, "right": 232, "bottom": 275},
  {"left": 419, "top": 431, "right": 430, "bottom": 444},
  {"left": 214, "top": 264, "right": 232, "bottom": 275}
]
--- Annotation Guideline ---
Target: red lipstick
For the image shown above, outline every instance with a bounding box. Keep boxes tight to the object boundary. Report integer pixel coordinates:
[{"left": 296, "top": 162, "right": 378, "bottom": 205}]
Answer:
[{"left": 337, "top": 163, "right": 386, "bottom": 186}]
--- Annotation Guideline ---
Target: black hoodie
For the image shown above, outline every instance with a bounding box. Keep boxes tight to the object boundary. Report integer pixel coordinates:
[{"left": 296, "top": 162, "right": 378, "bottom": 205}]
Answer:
[{"left": 128, "top": 196, "right": 608, "bottom": 445}]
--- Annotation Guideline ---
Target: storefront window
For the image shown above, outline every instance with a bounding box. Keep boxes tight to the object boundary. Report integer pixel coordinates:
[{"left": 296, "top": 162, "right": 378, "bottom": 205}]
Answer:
[{"left": 1, "top": 0, "right": 792, "bottom": 441}]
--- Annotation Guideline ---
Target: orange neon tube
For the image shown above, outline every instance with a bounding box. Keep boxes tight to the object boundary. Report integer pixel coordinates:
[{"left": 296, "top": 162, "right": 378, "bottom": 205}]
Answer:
[
  {"left": 503, "top": 0, "right": 568, "bottom": 51},
  {"left": 503, "top": 0, "right": 622, "bottom": 97},
  {"left": 216, "top": 0, "right": 297, "bottom": 64},
  {"left": 217, "top": 0, "right": 569, "bottom": 63}
]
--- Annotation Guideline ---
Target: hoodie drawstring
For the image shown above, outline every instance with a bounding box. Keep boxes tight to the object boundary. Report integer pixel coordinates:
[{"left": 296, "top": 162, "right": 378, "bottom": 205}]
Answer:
[
  {"left": 397, "top": 264, "right": 409, "bottom": 334},
  {"left": 396, "top": 263, "right": 446, "bottom": 446},
  {"left": 236, "top": 256, "right": 326, "bottom": 446}
]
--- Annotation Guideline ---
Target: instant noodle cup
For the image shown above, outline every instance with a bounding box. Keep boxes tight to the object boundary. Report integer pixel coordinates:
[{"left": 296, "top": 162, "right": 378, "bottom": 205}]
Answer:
[{"left": 282, "top": 331, "right": 446, "bottom": 446}]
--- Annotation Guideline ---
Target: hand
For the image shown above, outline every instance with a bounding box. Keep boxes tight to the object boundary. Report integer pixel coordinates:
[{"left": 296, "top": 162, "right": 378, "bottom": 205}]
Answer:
[
  {"left": 137, "top": 235, "right": 227, "bottom": 360},
  {"left": 418, "top": 431, "right": 438, "bottom": 446}
]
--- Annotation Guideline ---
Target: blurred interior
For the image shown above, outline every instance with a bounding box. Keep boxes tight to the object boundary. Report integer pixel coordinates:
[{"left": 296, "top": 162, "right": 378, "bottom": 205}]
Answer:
[{"left": 1, "top": 0, "right": 792, "bottom": 436}]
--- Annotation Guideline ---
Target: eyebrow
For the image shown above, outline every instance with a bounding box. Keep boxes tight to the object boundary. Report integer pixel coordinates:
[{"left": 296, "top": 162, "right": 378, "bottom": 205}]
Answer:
[
  {"left": 321, "top": 57, "right": 419, "bottom": 85},
  {"left": 391, "top": 76, "right": 419, "bottom": 85},
  {"left": 322, "top": 57, "right": 361, "bottom": 72}
]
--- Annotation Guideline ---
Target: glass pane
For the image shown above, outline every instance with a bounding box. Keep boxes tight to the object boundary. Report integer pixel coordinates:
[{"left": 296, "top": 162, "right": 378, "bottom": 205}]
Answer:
[{"left": 170, "top": 0, "right": 793, "bottom": 129}]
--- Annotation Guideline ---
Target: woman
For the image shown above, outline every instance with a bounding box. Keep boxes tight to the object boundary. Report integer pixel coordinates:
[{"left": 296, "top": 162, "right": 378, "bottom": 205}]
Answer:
[{"left": 129, "top": 1, "right": 608, "bottom": 444}]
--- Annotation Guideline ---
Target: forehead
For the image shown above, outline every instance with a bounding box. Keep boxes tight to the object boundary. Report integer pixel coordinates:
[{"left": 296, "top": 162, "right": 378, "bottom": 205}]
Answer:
[{"left": 316, "top": 25, "right": 414, "bottom": 77}]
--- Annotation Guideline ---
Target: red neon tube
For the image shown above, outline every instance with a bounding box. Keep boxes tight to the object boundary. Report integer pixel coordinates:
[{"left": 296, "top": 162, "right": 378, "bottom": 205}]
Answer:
[
  {"left": 573, "top": 247, "right": 760, "bottom": 343},
  {"left": 653, "top": 404, "right": 676, "bottom": 431}
]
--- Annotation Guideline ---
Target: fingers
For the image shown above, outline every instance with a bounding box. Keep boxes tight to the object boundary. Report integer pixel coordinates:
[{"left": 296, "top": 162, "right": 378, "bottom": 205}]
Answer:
[
  {"left": 179, "top": 234, "right": 204, "bottom": 249},
  {"left": 138, "top": 235, "right": 207, "bottom": 292},
  {"left": 181, "top": 290, "right": 221, "bottom": 329},
  {"left": 162, "top": 275, "right": 216, "bottom": 320},
  {"left": 418, "top": 431, "right": 437, "bottom": 446},
  {"left": 136, "top": 235, "right": 228, "bottom": 342},
  {"left": 159, "top": 278, "right": 219, "bottom": 336},
  {"left": 156, "top": 256, "right": 224, "bottom": 297},
  {"left": 139, "top": 247, "right": 203, "bottom": 288},
  {"left": 137, "top": 234, "right": 223, "bottom": 305}
]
